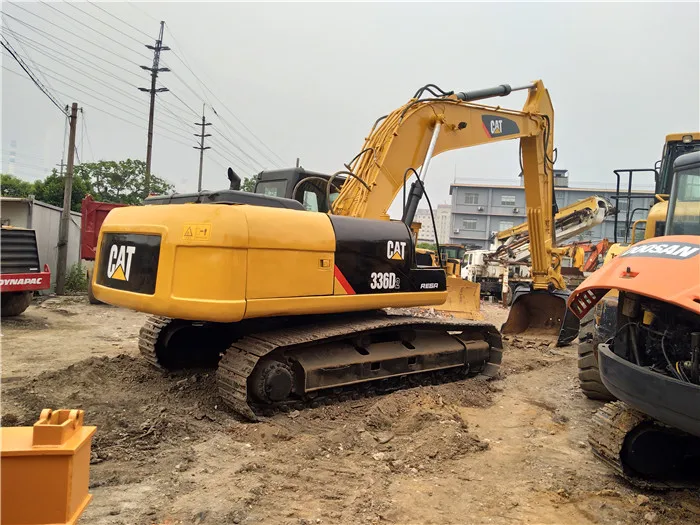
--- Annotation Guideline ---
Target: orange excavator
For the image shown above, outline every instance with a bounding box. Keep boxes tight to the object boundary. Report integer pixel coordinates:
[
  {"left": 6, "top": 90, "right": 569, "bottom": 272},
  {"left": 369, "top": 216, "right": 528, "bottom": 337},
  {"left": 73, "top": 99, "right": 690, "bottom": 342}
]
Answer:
[{"left": 566, "top": 239, "right": 611, "bottom": 273}]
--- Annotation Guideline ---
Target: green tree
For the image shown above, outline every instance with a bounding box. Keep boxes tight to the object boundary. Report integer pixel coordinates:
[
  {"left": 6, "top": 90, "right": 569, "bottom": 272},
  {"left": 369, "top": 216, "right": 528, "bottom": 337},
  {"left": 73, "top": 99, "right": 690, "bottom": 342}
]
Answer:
[
  {"left": 75, "top": 159, "right": 173, "bottom": 204},
  {"left": 0, "top": 174, "right": 35, "bottom": 198},
  {"left": 2, "top": 159, "right": 174, "bottom": 211},
  {"left": 241, "top": 176, "right": 256, "bottom": 192},
  {"left": 32, "top": 168, "right": 93, "bottom": 211},
  {"left": 417, "top": 242, "right": 437, "bottom": 251}
]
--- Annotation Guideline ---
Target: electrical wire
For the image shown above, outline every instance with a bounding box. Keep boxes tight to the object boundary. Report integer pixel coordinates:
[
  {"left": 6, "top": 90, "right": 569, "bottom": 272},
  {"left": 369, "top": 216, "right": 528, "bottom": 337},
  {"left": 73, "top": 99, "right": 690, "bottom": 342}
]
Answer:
[
  {"left": 660, "top": 329, "right": 684, "bottom": 381},
  {"left": 27, "top": 59, "right": 190, "bottom": 134},
  {"left": 80, "top": 108, "right": 85, "bottom": 162},
  {"left": 6, "top": 22, "right": 55, "bottom": 95},
  {"left": 5, "top": 27, "right": 142, "bottom": 88},
  {"left": 4, "top": 41, "right": 147, "bottom": 111},
  {"left": 210, "top": 131, "right": 265, "bottom": 172},
  {"left": 47, "top": 83, "right": 195, "bottom": 149},
  {"left": 2, "top": 13, "right": 144, "bottom": 81},
  {"left": 82, "top": 111, "right": 97, "bottom": 161},
  {"left": 0, "top": 39, "right": 66, "bottom": 114},
  {"left": 5, "top": 48, "right": 197, "bottom": 143},
  {"left": 82, "top": 0, "right": 153, "bottom": 43},
  {"left": 37, "top": 0, "right": 150, "bottom": 60},
  {"left": 126, "top": 0, "right": 160, "bottom": 24},
  {"left": 5, "top": 3, "right": 147, "bottom": 64},
  {"left": 163, "top": 22, "right": 286, "bottom": 166}
]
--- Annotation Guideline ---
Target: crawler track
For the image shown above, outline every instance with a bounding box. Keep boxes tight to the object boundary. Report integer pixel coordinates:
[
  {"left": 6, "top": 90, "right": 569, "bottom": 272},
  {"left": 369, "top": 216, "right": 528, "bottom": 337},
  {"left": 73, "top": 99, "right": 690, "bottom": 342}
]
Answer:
[
  {"left": 590, "top": 401, "right": 700, "bottom": 489},
  {"left": 217, "top": 313, "right": 502, "bottom": 420},
  {"left": 138, "top": 312, "right": 503, "bottom": 421},
  {"left": 138, "top": 315, "right": 171, "bottom": 369}
]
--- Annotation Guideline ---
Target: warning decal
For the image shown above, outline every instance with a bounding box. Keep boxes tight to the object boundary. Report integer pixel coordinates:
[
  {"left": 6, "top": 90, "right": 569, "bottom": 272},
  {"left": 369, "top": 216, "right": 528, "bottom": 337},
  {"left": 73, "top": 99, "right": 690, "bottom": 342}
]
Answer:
[{"left": 183, "top": 223, "right": 211, "bottom": 241}]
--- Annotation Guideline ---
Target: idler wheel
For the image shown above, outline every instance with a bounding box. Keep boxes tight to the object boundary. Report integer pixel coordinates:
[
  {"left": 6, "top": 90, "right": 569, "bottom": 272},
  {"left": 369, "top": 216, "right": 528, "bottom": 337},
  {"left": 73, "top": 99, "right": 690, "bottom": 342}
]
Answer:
[{"left": 250, "top": 361, "right": 294, "bottom": 403}]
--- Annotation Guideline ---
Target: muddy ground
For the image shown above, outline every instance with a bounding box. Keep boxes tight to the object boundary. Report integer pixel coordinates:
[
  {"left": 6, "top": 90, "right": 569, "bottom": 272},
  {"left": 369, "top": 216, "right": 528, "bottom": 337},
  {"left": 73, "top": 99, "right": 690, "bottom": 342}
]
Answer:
[{"left": 2, "top": 296, "right": 699, "bottom": 525}]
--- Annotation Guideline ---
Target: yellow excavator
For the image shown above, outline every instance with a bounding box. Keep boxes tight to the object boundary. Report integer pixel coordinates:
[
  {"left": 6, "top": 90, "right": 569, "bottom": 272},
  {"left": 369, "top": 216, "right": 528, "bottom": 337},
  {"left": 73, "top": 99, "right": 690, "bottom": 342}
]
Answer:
[{"left": 92, "top": 80, "right": 577, "bottom": 419}]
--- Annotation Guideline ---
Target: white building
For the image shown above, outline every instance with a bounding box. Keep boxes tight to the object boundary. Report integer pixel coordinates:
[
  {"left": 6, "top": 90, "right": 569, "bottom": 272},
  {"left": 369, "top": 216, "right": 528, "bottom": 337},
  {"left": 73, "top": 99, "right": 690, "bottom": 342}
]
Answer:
[{"left": 414, "top": 204, "right": 451, "bottom": 244}]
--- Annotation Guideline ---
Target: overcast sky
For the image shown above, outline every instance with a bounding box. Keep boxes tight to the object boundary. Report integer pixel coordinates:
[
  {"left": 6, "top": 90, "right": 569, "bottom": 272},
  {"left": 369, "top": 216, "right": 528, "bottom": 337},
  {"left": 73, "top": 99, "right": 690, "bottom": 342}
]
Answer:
[{"left": 2, "top": 1, "right": 698, "bottom": 218}]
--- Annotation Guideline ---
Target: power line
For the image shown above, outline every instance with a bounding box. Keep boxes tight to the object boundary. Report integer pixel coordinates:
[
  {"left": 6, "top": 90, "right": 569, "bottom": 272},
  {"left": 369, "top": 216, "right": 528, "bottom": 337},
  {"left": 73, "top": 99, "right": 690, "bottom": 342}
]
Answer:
[
  {"left": 160, "top": 82, "right": 199, "bottom": 116},
  {"left": 35, "top": 0, "right": 150, "bottom": 61},
  {"left": 10, "top": 58, "right": 194, "bottom": 144},
  {"left": 2, "top": 12, "right": 144, "bottom": 82},
  {"left": 82, "top": 111, "right": 97, "bottom": 161},
  {"left": 86, "top": 0, "right": 154, "bottom": 40},
  {"left": 209, "top": 128, "right": 266, "bottom": 171},
  {"left": 5, "top": 28, "right": 195, "bottom": 136},
  {"left": 13, "top": 25, "right": 268, "bottom": 171},
  {"left": 4, "top": 3, "right": 146, "bottom": 67},
  {"left": 126, "top": 0, "right": 160, "bottom": 24},
  {"left": 156, "top": 66, "right": 277, "bottom": 169},
  {"left": 48, "top": 86, "right": 194, "bottom": 149},
  {"left": 4, "top": 39, "right": 146, "bottom": 110},
  {"left": 0, "top": 38, "right": 65, "bottom": 114},
  {"left": 163, "top": 22, "right": 286, "bottom": 166},
  {"left": 4, "top": 26, "right": 139, "bottom": 89},
  {"left": 6, "top": 21, "right": 55, "bottom": 95},
  {"left": 4, "top": 64, "right": 192, "bottom": 169},
  {"left": 4, "top": 34, "right": 198, "bottom": 144}
]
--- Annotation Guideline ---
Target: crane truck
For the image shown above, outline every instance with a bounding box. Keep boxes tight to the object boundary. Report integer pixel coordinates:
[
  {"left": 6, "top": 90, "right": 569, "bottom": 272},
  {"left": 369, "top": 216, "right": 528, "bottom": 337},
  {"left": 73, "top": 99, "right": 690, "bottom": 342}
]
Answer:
[{"left": 91, "top": 80, "right": 579, "bottom": 419}]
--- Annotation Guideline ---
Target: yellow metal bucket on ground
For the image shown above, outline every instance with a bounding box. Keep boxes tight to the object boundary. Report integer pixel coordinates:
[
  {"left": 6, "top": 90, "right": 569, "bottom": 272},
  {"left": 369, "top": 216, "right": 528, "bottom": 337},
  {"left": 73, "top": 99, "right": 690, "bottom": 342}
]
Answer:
[{"left": 1, "top": 409, "right": 96, "bottom": 525}]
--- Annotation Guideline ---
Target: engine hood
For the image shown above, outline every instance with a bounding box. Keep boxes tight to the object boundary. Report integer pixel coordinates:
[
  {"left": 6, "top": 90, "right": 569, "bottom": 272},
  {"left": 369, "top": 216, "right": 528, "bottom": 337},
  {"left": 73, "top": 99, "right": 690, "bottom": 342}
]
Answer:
[{"left": 567, "top": 235, "right": 700, "bottom": 319}]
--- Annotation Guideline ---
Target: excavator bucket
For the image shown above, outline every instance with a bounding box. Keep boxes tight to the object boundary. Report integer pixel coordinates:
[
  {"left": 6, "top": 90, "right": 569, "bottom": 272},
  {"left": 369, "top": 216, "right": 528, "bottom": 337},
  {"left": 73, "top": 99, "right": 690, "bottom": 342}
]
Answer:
[
  {"left": 432, "top": 276, "right": 483, "bottom": 320},
  {"left": 500, "top": 286, "right": 580, "bottom": 346}
]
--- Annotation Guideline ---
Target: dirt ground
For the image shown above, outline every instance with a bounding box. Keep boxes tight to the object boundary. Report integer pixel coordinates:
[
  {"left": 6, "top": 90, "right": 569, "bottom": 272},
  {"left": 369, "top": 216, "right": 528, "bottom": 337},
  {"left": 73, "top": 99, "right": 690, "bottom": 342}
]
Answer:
[{"left": 2, "top": 296, "right": 699, "bottom": 525}]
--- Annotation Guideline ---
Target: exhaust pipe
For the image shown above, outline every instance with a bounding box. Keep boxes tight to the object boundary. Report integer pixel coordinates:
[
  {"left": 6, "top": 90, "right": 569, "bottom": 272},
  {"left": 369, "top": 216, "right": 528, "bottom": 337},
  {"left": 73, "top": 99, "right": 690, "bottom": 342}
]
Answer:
[{"left": 228, "top": 167, "right": 241, "bottom": 190}]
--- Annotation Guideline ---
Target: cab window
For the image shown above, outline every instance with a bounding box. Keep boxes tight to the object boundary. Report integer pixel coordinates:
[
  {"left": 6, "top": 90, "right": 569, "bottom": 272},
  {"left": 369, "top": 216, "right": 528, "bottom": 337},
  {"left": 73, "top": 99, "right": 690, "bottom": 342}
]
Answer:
[
  {"left": 256, "top": 180, "right": 287, "bottom": 197},
  {"left": 667, "top": 167, "right": 700, "bottom": 235}
]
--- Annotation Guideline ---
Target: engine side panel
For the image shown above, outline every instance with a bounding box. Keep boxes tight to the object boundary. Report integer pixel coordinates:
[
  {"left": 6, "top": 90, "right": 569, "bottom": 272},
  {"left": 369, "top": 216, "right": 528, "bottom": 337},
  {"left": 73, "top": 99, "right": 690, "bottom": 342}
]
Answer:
[
  {"left": 568, "top": 235, "right": 700, "bottom": 318},
  {"left": 93, "top": 204, "right": 448, "bottom": 323},
  {"left": 329, "top": 215, "right": 447, "bottom": 296}
]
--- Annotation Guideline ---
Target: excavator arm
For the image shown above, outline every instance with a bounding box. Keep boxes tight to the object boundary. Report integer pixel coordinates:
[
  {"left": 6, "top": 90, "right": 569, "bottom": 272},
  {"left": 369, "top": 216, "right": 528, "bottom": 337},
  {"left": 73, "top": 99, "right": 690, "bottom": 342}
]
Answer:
[
  {"left": 332, "top": 80, "right": 560, "bottom": 292},
  {"left": 321, "top": 80, "right": 577, "bottom": 342}
]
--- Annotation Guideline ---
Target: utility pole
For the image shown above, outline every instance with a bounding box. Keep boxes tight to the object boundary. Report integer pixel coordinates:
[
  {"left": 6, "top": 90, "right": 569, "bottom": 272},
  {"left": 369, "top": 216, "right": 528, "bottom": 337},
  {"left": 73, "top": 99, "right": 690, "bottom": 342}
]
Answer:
[
  {"left": 139, "top": 21, "right": 169, "bottom": 196},
  {"left": 56, "top": 161, "right": 66, "bottom": 177},
  {"left": 55, "top": 103, "right": 78, "bottom": 296},
  {"left": 194, "top": 104, "right": 211, "bottom": 192}
]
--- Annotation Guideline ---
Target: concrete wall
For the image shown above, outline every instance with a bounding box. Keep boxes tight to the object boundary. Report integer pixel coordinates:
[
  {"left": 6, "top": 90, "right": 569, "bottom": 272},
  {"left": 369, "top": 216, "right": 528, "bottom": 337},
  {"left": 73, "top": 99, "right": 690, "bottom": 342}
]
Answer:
[{"left": 1, "top": 198, "right": 81, "bottom": 291}]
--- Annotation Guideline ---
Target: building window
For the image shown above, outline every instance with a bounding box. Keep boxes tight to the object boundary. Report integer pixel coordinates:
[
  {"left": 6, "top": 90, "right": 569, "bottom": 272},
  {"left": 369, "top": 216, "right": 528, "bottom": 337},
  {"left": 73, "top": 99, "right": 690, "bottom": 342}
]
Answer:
[
  {"left": 464, "top": 193, "right": 479, "bottom": 205},
  {"left": 617, "top": 224, "right": 628, "bottom": 239},
  {"left": 501, "top": 195, "right": 516, "bottom": 206},
  {"left": 498, "top": 221, "right": 514, "bottom": 231},
  {"left": 462, "top": 219, "right": 477, "bottom": 230}
]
